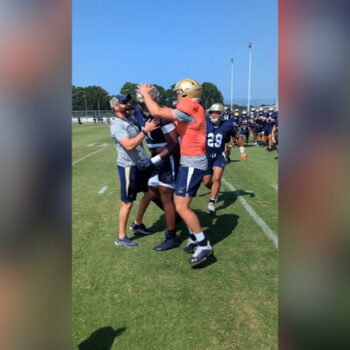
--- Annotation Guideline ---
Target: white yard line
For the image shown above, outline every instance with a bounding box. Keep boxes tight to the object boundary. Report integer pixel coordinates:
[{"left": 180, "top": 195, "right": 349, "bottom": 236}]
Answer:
[
  {"left": 98, "top": 186, "right": 108, "bottom": 194},
  {"left": 271, "top": 184, "right": 278, "bottom": 191},
  {"left": 222, "top": 178, "right": 278, "bottom": 248},
  {"left": 86, "top": 143, "right": 97, "bottom": 147},
  {"left": 72, "top": 146, "right": 107, "bottom": 166}
]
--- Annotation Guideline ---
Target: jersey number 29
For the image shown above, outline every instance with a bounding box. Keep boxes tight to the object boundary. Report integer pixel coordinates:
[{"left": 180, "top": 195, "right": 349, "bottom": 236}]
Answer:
[{"left": 207, "top": 133, "right": 223, "bottom": 148}]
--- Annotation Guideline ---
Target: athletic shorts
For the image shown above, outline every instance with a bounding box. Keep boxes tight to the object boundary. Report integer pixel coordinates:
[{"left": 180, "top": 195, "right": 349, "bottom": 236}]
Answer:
[
  {"left": 204, "top": 153, "right": 227, "bottom": 175},
  {"left": 175, "top": 166, "right": 206, "bottom": 198},
  {"left": 263, "top": 125, "right": 272, "bottom": 136},
  {"left": 117, "top": 165, "right": 149, "bottom": 203},
  {"left": 148, "top": 154, "right": 180, "bottom": 189},
  {"left": 240, "top": 127, "right": 249, "bottom": 136}
]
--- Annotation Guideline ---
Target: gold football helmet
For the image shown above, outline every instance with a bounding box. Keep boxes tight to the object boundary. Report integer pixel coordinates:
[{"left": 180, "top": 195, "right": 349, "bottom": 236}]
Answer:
[
  {"left": 136, "top": 85, "right": 160, "bottom": 103},
  {"left": 173, "top": 78, "right": 202, "bottom": 100},
  {"left": 208, "top": 103, "right": 225, "bottom": 115}
]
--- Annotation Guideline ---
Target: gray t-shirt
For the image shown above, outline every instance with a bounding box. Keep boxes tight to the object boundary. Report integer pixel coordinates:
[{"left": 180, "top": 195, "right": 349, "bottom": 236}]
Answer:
[{"left": 110, "top": 116, "right": 148, "bottom": 167}]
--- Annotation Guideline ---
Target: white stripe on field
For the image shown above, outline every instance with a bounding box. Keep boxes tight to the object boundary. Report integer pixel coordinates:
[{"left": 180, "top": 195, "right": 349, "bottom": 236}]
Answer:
[
  {"left": 222, "top": 178, "right": 278, "bottom": 248},
  {"left": 98, "top": 186, "right": 108, "bottom": 194},
  {"left": 271, "top": 184, "right": 278, "bottom": 191},
  {"left": 86, "top": 143, "right": 97, "bottom": 147},
  {"left": 72, "top": 146, "right": 107, "bottom": 165}
]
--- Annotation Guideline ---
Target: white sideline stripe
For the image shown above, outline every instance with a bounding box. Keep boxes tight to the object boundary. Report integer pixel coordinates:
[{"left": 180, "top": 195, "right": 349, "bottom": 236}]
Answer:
[
  {"left": 86, "top": 143, "right": 97, "bottom": 147},
  {"left": 271, "top": 184, "right": 278, "bottom": 191},
  {"left": 98, "top": 186, "right": 108, "bottom": 194},
  {"left": 72, "top": 146, "right": 107, "bottom": 165},
  {"left": 222, "top": 178, "right": 278, "bottom": 248}
]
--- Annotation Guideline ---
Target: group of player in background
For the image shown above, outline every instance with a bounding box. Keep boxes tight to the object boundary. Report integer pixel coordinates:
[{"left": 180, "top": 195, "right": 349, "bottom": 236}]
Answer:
[
  {"left": 110, "top": 79, "right": 278, "bottom": 265},
  {"left": 222, "top": 106, "right": 279, "bottom": 161}
]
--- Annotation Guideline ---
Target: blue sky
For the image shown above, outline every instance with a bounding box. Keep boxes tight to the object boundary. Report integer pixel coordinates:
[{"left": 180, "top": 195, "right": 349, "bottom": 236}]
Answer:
[{"left": 73, "top": 0, "right": 277, "bottom": 105}]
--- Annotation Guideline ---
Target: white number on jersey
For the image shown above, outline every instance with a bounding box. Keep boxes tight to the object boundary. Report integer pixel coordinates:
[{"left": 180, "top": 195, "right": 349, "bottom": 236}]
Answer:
[{"left": 207, "top": 133, "right": 223, "bottom": 148}]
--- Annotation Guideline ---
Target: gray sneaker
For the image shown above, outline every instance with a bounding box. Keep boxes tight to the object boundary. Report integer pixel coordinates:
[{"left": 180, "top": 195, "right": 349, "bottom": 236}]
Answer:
[{"left": 115, "top": 237, "right": 138, "bottom": 248}]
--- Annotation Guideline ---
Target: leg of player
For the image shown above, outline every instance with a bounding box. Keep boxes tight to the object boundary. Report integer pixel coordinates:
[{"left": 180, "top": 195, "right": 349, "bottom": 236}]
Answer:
[
  {"left": 207, "top": 166, "right": 224, "bottom": 213},
  {"left": 153, "top": 185, "right": 180, "bottom": 251},
  {"left": 115, "top": 201, "right": 138, "bottom": 247},
  {"left": 202, "top": 174, "right": 213, "bottom": 190},
  {"left": 175, "top": 195, "right": 212, "bottom": 264},
  {"left": 130, "top": 190, "right": 157, "bottom": 235},
  {"left": 225, "top": 143, "right": 232, "bottom": 161}
]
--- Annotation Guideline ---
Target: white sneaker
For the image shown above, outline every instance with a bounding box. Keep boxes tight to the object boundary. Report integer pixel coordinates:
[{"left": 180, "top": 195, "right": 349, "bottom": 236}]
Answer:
[
  {"left": 208, "top": 202, "right": 215, "bottom": 213},
  {"left": 188, "top": 242, "right": 213, "bottom": 264}
]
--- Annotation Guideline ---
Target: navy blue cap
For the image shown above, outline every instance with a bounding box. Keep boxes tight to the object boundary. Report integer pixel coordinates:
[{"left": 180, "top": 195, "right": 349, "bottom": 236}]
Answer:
[{"left": 109, "top": 94, "right": 132, "bottom": 108}]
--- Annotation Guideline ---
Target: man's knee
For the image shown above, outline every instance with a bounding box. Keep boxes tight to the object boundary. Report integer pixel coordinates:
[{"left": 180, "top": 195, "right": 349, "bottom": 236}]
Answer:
[{"left": 121, "top": 201, "right": 133, "bottom": 209}]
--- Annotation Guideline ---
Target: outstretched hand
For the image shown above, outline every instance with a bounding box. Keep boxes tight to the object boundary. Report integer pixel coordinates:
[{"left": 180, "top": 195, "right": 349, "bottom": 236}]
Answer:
[
  {"left": 144, "top": 118, "right": 160, "bottom": 133},
  {"left": 137, "top": 84, "right": 154, "bottom": 96}
]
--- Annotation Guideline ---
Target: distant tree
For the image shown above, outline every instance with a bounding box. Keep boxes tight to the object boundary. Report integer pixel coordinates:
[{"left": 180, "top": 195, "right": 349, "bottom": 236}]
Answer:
[
  {"left": 120, "top": 82, "right": 138, "bottom": 102},
  {"left": 72, "top": 85, "right": 110, "bottom": 111},
  {"left": 84, "top": 86, "right": 111, "bottom": 110},
  {"left": 200, "top": 82, "right": 224, "bottom": 109},
  {"left": 72, "top": 86, "right": 87, "bottom": 111}
]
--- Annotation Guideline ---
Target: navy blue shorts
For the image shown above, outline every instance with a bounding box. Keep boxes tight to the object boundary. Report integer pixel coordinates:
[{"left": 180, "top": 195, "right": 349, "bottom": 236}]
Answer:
[
  {"left": 175, "top": 166, "right": 206, "bottom": 197},
  {"left": 117, "top": 165, "right": 149, "bottom": 203},
  {"left": 240, "top": 127, "right": 249, "bottom": 136},
  {"left": 204, "top": 153, "right": 227, "bottom": 175},
  {"left": 263, "top": 125, "right": 272, "bottom": 136},
  {"left": 148, "top": 154, "right": 180, "bottom": 189}
]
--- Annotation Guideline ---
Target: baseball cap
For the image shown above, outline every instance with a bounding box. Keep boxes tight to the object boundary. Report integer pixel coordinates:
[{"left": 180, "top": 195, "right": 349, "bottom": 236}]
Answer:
[{"left": 109, "top": 94, "right": 132, "bottom": 108}]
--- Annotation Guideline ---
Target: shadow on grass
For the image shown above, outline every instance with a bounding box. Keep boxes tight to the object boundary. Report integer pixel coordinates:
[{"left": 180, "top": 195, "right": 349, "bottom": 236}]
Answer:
[
  {"left": 78, "top": 326, "right": 126, "bottom": 350},
  {"left": 197, "top": 212, "right": 240, "bottom": 246},
  {"left": 216, "top": 189, "right": 255, "bottom": 211}
]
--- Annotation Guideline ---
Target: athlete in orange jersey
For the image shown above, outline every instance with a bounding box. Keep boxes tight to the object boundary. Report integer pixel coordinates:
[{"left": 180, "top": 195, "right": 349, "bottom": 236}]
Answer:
[{"left": 137, "top": 79, "right": 213, "bottom": 265}]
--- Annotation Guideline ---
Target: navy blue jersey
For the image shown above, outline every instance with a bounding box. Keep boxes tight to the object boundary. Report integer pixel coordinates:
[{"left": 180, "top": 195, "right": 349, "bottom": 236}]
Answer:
[
  {"left": 134, "top": 106, "right": 175, "bottom": 149},
  {"left": 222, "top": 112, "right": 232, "bottom": 121},
  {"left": 206, "top": 117, "right": 236, "bottom": 156}
]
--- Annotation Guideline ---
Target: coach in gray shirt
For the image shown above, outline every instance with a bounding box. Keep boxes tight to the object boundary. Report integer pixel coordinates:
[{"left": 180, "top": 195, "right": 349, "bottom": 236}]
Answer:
[{"left": 110, "top": 94, "right": 159, "bottom": 248}]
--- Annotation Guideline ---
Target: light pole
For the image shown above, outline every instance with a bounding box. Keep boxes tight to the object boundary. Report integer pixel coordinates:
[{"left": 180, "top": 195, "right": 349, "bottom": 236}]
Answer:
[
  {"left": 230, "top": 57, "right": 234, "bottom": 110},
  {"left": 247, "top": 42, "right": 252, "bottom": 111}
]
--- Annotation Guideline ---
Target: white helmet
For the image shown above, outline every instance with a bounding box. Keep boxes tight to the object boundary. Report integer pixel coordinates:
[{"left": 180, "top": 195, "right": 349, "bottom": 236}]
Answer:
[
  {"left": 136, "top": 85, "right": 160, "bottom": 103},
  {"left": 242, "top": 110, "right": 247, "bottom": 115},
  {"left": 208, "top": 103, "right": 225, "bottom": 123}
]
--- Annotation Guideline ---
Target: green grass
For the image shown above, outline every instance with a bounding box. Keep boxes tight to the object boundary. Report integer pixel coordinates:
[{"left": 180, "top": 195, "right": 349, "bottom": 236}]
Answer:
[{"left": 73, "top": 124, "right": 278, "bottom": 350}]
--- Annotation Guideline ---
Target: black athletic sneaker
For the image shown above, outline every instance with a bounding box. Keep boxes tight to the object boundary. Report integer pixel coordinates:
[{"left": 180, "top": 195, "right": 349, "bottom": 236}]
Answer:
[
  {"left": 188, "top": 242, "right": 213, "bottom": 264},
  {"left": 153, "top": 229, "right": 180, "bottom": 251},
  {"left": 129, "top": 223, "right": 153, "bottom": 235},
  {"left": 183, "top": 239, "right": 198, "bottom": 254},
  {"left": 153, "top": 238, "right": 180, "bottom": 251}
]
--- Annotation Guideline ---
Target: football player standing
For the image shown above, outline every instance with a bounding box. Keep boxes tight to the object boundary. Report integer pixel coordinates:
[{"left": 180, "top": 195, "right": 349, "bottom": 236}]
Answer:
[
  {"left": 137, "top": 79, "right": 212, "bottom": 264},
  {"left": 132, "top": 85, "right": 181, "bottom": 251},
  {"left": 202, "top": 103, "right": 248, "bottom": 213}
]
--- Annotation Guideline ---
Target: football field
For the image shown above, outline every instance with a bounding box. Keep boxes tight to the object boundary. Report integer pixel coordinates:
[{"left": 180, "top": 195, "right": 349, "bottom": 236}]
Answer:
[{"left": 73, "top": 124, "right": 278, "bottom": 350}]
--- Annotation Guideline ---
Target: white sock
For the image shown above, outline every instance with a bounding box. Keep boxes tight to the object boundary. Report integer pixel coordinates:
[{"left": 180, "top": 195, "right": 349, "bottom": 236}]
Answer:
[{"left": 194, "top": 232, "right": 205, "bottom": 242}]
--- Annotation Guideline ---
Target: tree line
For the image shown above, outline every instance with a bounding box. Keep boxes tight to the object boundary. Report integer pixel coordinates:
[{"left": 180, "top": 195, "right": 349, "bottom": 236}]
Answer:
[{"left": 72, "top": 82, "right": 245, "bottom": 111}]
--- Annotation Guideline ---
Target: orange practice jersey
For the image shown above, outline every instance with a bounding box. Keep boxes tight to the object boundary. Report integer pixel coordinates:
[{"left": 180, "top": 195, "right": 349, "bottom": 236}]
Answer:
[{"left": 175, "top": 98, "right": 206, "bottom": 156}]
